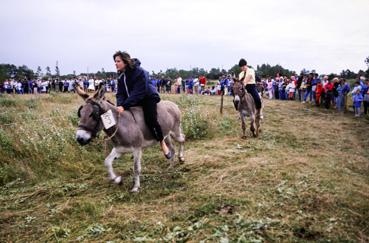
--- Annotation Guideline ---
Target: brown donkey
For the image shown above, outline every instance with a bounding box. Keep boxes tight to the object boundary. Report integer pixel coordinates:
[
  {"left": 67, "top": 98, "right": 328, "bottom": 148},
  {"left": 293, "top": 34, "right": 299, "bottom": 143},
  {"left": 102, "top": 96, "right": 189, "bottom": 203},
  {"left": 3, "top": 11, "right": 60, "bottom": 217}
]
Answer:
[{"left": 232, "top": 79, "right": 263, "bottom": 138}]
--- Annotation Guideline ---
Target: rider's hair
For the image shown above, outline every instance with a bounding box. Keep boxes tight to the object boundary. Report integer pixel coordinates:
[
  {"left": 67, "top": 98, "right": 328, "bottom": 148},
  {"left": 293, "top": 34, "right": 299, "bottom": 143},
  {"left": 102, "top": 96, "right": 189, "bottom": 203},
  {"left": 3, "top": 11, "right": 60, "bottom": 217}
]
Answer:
[
  {"left": 113, "top": 51, "right": 134, "bottom": 69},
  {"left": 238, "top": 58, "right": 247, "bottom": 67}
]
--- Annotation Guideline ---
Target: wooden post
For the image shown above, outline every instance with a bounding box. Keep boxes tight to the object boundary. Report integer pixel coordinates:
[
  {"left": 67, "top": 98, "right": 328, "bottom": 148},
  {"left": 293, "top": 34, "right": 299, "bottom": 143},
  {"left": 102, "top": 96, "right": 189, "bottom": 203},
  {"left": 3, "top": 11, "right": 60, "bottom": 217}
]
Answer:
[{"left": 220, "top": 89, "right": 224, "bottom": 114}]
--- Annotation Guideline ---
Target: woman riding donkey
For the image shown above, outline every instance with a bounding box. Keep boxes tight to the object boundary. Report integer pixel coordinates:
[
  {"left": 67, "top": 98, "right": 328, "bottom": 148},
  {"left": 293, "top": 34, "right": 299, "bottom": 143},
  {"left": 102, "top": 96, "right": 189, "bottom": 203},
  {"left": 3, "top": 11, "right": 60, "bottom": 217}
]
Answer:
[
  {"left": 233, "top": 58, "right": 264, "bottom": 138},
  {"left": 75, "top": 51, "right": 185, "bottom": 192},
  {"left": 238, "top": 58, "right": 262, "bottom": 113},
  {"left": 114, "top": 51, "right": 173, "bottom": 159}
]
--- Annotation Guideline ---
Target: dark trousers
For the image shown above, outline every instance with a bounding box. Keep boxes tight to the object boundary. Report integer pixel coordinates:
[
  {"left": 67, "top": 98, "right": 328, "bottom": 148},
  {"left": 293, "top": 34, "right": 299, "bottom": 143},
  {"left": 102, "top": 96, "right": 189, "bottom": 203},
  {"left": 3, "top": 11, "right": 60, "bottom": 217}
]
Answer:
[
  {"left": 364, "top": 101, "right": 369, "bottom": 114},
  {"left": 325, "top": 92, "right": 332, "bottom": 109},
  {"left": 274, "top": 86, "right": 279, "bottom": 99},
  {"left": 245, "top": 84, "right": 262, "bottom": 109},
  {"left": 141, "top": 97, "right": 164, "bottom": 141}
]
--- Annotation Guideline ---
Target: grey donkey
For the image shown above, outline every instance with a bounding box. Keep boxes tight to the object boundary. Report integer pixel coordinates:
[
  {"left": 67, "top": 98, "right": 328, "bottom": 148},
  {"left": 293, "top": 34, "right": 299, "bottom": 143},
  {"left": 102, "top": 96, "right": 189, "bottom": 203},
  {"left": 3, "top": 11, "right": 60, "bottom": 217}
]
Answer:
[
  {"left": 75, "top": 84, "right": 185, "bottom": 192},
  {"left": 232, "top": 79, "right": 264, "bottom": 138}
]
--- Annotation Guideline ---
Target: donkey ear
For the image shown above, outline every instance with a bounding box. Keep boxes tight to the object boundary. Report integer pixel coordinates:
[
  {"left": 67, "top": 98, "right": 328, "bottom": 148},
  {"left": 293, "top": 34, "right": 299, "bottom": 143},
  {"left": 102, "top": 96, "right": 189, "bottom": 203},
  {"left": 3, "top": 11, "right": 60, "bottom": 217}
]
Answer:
[
  {"left": 74, "top": 82, "right": 89, "bottom": 100},
  {"left": 93, "top": 82, "right": 106, "bottom": 100}
]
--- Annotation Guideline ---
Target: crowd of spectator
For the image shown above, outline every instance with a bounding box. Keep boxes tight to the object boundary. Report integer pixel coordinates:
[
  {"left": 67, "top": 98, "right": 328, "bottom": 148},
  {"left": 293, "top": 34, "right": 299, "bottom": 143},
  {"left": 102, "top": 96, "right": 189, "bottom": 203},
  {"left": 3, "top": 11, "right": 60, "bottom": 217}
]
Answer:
[
  {"left": 151, "top": 75, "right": 233, "bottom": 96},
  {"left": 2, "top": 72, "right": 368, "bottom": 117},
  {"left": 258, "top": 74, "right": 369, "bottom": 117},
  {"left": 0, "top": 78, "right": 117, "bottom": 94}
]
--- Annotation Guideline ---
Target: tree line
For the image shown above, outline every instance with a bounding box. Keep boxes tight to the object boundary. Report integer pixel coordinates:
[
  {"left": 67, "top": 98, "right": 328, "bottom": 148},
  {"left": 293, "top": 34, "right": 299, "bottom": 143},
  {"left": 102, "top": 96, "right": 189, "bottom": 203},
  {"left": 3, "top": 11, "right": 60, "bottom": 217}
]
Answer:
[{"left": 1, "top": 57, "right": 369, "bottom": 83}]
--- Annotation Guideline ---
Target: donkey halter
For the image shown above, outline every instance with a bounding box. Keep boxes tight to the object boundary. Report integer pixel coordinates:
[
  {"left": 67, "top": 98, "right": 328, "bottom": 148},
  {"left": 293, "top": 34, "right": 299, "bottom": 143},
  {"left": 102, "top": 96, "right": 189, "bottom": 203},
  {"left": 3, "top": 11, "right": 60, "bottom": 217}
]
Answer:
[
  {"left": 77, "top": 99, "right": 120, "bottom": 140},
  {"left": 77, "top": 100, "right": 104, "bottom": 138}
]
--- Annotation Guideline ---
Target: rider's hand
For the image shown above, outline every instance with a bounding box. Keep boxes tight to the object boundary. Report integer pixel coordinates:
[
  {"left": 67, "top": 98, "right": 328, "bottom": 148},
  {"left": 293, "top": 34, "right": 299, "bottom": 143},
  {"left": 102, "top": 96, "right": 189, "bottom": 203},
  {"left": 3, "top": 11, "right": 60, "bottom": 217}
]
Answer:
[{"left": 117, "top": 106, "right": 124, "bottom": 113}]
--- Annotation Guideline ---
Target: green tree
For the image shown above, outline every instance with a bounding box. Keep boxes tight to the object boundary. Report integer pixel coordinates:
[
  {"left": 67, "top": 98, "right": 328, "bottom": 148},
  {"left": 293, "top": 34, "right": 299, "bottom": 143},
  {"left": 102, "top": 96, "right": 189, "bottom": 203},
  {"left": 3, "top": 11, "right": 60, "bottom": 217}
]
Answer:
[
  {"left": 15, "top": 65, "right": 35, "bottom": 80},
  {"left": 36, "top": 66, "right": 42, "bottom": 78},
  {"left": 0, "top": 64, "right": 17, "bottom": 82},
  {"left": 365, "top": 56, "right": 369, "bottom": 78},
  {"left": 207, "top": 68, "right": 221, "bottom": 80},
  {"left": 340, "top": 69, "right": 357, "bottom": 79},
  {"left": 46, "top": 66, "right": 51, "bottom": 77},
  {"left": 228, "top": 64, "right": 240, "bottom": 77},
  {"left": 328, "top": 73, "right": 337, "bottom": 81},
  {"left": 55, "top": 62, "right": 60, "bottom": 77},
  {"left": 165, "top": 68, "right": 179, "bottom": 79},
  {"left": 256, "top": 63, "right": 294, "bottom": 78}
]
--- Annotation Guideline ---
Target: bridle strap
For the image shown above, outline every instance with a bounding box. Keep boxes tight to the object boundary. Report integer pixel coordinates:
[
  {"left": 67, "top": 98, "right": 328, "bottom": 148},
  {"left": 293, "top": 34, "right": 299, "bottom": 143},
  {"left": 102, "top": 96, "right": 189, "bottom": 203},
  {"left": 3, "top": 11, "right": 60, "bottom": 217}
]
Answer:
[
  {"left": 78, "top": 100, "right": 103, "bottom": 138},
  {"left": 104, "top": 112, "right": 121, "bottom": 141},
  {"left": 78, "top": 99, "right": 121, "bottom": 140},
  {"left": 78, "top": 124, "right": 94, "bottom": 133}
]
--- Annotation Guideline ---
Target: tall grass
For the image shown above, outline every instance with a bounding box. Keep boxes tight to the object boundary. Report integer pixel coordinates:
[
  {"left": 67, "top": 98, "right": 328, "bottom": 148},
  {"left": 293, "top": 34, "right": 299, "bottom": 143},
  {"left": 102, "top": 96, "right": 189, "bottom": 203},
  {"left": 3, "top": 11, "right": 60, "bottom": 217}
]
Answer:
[{"left": 0, "top": 94, "right": 103, "bottom": 185}]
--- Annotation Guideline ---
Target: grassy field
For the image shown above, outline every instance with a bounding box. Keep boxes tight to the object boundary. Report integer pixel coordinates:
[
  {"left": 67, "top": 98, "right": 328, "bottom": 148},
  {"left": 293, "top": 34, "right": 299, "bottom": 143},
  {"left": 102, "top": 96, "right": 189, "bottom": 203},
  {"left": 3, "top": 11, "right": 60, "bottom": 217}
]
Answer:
[{"left": 0, "top": 92, "right": 369, "bottom": 242}]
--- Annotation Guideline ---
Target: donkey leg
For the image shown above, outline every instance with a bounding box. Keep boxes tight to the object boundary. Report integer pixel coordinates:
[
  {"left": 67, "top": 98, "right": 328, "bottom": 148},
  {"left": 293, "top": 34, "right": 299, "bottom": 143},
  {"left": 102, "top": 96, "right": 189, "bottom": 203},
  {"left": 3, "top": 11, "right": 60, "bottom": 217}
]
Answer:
[
  {"left": 255, "top": 110, "right": 261, "bottom": 137},
  {"left": 259, "top": 107, "right": 264, "bottom": 121},
  {"left": 165, "top": 135, "right": 176, "bottom": 167},
  {"left": 131, "top": 148, "right": 142, "bottom": 193},
  {"left": 241, "top": 114, "right": 247, "bottom": 139},
  {"left": 250, "top": 113, "right": 257, "bottom": 137},
  {"left": 173, "top": 125, "right": 185, "bottom": 163},
  {"left": 255, "top": 117, "right": 260, "bottom": 137},
  {"left": 104, "top": 148, "right": 122, "bottom": 184}
]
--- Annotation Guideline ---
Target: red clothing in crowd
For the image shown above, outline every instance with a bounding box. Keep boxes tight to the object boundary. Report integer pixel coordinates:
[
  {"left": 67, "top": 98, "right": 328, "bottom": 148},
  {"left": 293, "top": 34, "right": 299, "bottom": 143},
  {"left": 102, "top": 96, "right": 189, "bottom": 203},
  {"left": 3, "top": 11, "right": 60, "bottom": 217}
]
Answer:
[
  {"left": 324, "top": 82, "right": 334, "bottom": 92},
  {"left": 316, "top": 82, "right": 323, "bottom": 106},
  {"left": 199, "top": 76, "right": 206, "bottom": 87}
]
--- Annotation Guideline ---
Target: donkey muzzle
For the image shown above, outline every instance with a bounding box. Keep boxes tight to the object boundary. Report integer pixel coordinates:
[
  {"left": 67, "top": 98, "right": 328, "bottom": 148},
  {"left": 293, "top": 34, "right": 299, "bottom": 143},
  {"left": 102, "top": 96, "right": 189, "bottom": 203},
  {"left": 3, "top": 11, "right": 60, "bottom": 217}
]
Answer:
[
  {"left": 233, "top": 95, "right": 240, "bottom": 110},
  {"left": 76, "top": 129, "right": 92, "bottom": 146}
]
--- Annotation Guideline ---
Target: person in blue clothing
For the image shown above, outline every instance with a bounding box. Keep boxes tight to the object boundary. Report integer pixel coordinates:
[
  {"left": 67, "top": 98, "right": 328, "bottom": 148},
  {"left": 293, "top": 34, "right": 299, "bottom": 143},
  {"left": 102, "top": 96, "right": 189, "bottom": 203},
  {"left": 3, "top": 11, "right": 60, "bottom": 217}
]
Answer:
[
  {"left": 311, "top": 73, "right": 320, "bottom": 105},
  {"left": 335, "top": 79, "right": 344, "bottom": 112},
  {"left": 114, "top": 51, "right": 172, "bottom": 159},
  {"left": 303, "top": 73, "right": 313, "bottom": 103},
  {"left": 186, "top": 78, "right": 194, "bottom": 94},
  {"left": 352, "top": 81, "right": 363, "bottom": 117},
  {"left": 220, "top": 76, "right": 228, "bottom": 95},
  {"left": 362, "top": 79, "right": 369, "bottom": 115},
  {"left": 83, "top": 78, "right": 89, "bottom": 92},
  {"left": 341, "top": 78, "right": 350, "bottom": 111}
]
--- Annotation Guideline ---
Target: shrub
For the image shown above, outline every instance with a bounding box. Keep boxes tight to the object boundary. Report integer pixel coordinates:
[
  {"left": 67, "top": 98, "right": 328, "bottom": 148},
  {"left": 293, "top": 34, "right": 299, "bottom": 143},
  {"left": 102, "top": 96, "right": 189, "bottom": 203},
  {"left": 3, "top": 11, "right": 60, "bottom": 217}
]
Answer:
[
  {"left": 0, "top": 98, "right": 17, "bottom": 107},
  {"left": 0, "top": 128, "right": 15, "bottom": 156},
  {"left": 25, "top": 98, "right": 39, "bottom": 109},
  {"left": 0, "top": 112, "right": 14, "bottom": 124},
  {"left": 0, "top": 164, "right": 19, "bottom": 186},
  {"left": 182, "top": 107, "right": 209, "bottom": 140}
]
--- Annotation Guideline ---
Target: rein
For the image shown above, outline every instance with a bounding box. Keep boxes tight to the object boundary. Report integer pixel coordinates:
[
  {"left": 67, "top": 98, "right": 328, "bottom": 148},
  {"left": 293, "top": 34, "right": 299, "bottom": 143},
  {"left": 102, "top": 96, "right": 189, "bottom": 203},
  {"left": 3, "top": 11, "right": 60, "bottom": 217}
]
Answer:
[{"left": 103, "top": 110, "right": 120, "bottom": 156}]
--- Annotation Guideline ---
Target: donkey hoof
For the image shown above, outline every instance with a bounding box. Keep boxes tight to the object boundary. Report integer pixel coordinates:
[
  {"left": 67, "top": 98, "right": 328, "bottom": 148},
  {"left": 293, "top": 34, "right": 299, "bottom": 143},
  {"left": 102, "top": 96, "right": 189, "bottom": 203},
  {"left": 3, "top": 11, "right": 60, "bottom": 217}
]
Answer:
[
  {"left": 241, "top": 135, "right": 247, "bottom": 139},
  {"left": 131, "top": 187, "right": 140, "bottom": 193},
  {"left": 179, "top": 157, "right": 185, "bottom": 163},
  {"left": 113, "top": 176, "right": 122, "bottom": 184}
]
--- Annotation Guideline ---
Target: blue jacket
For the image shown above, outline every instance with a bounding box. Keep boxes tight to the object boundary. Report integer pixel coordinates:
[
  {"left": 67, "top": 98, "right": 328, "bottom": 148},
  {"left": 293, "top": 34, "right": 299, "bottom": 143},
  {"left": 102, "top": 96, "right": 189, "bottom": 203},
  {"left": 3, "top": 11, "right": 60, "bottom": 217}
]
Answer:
[
  {"left": 116, "top": 59, "right": 159, "bottom": 110},
  {"left": 361, "top": 81, "right": 368, "bottom": 95},
  {"left": 353, "top": 93, "right": 363, "bottom": 104},
  {"left": 342, "top": 83, "right": 350, "bottom": 94},
  {"left": 312, "top": 78, "right": 320, "bottom": 86}
]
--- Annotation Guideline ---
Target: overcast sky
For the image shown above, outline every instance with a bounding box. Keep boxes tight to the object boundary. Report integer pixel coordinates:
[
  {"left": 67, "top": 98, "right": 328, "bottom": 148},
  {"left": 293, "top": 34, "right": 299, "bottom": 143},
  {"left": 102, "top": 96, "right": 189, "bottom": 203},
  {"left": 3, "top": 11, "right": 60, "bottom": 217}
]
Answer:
[{"left": 1, "top": 0, "right": 369, "bottom": 75}]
